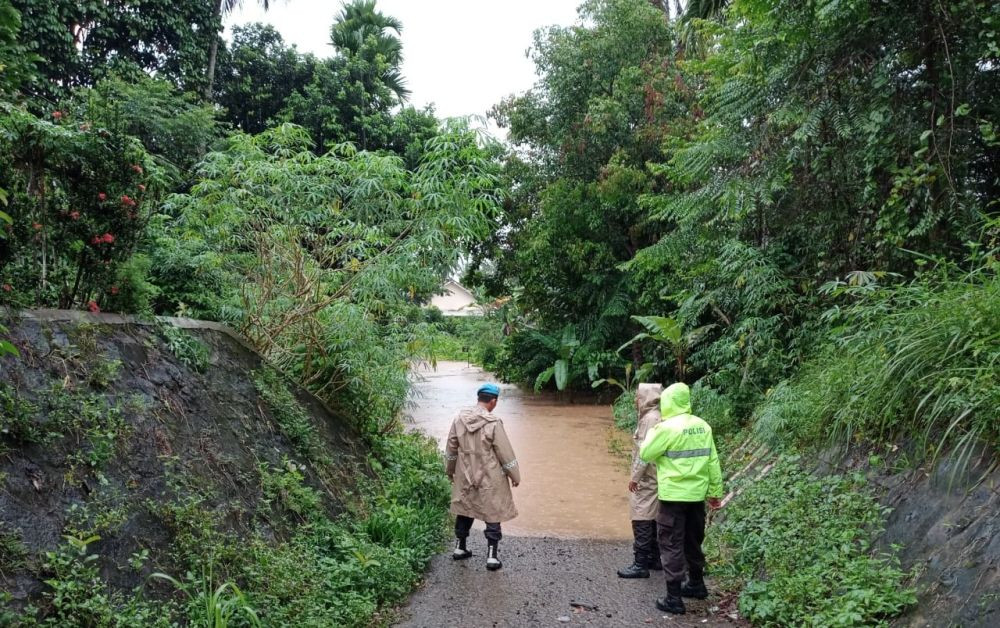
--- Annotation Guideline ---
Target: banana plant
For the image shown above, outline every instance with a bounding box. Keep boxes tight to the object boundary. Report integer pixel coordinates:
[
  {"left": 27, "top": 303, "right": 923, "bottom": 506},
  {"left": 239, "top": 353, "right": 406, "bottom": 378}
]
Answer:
[
  {"left": 617, "top": 315, "right": 715, "bottom": 381},
  {"left": 534, "top": 326, "right": 581, "bottom": 392},
  {"left": 591, "top": 361, "right": 656, "bottom": 393}
]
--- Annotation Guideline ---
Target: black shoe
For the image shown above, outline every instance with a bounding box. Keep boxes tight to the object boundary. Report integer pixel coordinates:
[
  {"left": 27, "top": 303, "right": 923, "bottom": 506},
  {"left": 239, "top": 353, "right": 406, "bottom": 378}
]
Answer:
[
  {"left": 452, "top": 539, "right": 472, "bottom": 561},
  {"left": 648, "top": 562, "right": 663, "bottom": 571},
  {"left": 655, "top": 595, "right": 686, "bottom": 614},
  {"left": 680, "top": 578, "right": 708, "bottom": 599},
  {"left": 486, "top": 544, "right": 502, "bottom": 571},
  {"left": 617, "top": 562, "right": 650, "bottom": 579},
  {"left": 656, "top": 581, "right": 686, "bottom": 614}
]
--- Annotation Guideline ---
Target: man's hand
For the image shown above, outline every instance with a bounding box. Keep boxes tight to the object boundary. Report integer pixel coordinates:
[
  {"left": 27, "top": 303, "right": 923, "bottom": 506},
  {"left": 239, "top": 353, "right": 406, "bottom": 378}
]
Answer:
[
  {"left": 628, "top": 480, "right": 639, "bottom": 493},
  {"left": 511, "top": 480, "right": 519, "bottom": 488},
  {"left": 707, "top": 497, "right": 722, "bottom": 510},
  {"left": 447, "top": 475, "right": 454, "bottom": 484}
]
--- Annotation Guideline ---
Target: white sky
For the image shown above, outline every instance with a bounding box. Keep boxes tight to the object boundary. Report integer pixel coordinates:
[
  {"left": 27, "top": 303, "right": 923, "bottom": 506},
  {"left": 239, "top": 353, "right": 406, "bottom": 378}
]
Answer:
[{"left": 224, "top": 0, "right": 582, "bottom": 133}]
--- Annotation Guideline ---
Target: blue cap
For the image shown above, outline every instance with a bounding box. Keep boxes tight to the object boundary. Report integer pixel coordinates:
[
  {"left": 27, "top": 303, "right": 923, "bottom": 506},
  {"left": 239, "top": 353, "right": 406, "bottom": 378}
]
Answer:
[{"left": 477, "top": 383, "right": 500, "bottom": 397}]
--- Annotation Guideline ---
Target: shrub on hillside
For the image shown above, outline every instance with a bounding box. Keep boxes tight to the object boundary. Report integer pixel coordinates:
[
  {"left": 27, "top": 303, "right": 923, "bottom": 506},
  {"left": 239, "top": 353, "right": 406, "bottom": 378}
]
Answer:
[
  {"left": 707, "top": 457, "right": 915, "bottom": 626},
  {"left": 753, "top": 264, "right": 1000, "bottom": 462},
  {"left": 0, "top": 105, "right": 158, "bottom": 313}
]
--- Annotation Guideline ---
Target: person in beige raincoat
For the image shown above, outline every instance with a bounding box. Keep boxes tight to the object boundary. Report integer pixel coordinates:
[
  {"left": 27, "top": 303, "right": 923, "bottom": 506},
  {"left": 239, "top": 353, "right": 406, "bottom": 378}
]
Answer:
[
  {"left": 617, "top": 383, "right": 664, "bottom": 579},
  {"left": 445, "top": 383, "right": 520, "bottom": 571}
]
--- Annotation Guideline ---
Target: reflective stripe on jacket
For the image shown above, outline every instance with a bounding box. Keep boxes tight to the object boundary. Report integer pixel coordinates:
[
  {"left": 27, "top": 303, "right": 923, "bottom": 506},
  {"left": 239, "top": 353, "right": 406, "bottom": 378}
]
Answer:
[{"left": 638, "top": 382, "right": 723, "bottom": 502}]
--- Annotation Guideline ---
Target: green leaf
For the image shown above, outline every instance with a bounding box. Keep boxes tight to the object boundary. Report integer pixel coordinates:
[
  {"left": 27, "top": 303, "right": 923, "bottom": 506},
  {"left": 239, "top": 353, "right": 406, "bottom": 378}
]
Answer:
[
  {"left": 534, "top": 366, "right": 556, "bottom": 392},
  {"left": 0, "top": 340, "right": 18, "bottom": 358},
  {"left": 617, "top": 332, "right": 651, "bottom": 354},
  {"left": 631, "top": 315, "right": 682, "bottom": 343},
  {"left": 554, "top": 359, "right": 569, "bottom": 391}
]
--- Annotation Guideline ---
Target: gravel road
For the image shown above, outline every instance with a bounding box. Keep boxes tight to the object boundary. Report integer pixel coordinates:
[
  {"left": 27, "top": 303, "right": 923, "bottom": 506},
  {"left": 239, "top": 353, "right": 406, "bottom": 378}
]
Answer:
[{"left": 394, "top": 536, "right": 742, "bottom": 628}]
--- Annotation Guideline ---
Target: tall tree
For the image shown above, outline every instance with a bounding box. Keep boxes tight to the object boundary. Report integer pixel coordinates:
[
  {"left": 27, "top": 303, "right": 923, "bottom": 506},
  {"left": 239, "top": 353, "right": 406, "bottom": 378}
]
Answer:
[
  {"left": 330, "top": 0, "right": 409, "bottom": 102},
  {"left": 214, "top": 23, "right": 314, "bottom": 133},
  {"left": 12, "top": 0, "right": 216, "bottom": 98},
  {"left": 204, "top": 0, "right": 274, "bottom": 100}
]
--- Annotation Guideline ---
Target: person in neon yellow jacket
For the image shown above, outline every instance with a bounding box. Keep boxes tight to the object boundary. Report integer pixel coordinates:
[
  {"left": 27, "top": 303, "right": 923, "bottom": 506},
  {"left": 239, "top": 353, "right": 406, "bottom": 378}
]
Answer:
[{"left": 638, "top": 382, "right": 723, "bottom": 615}]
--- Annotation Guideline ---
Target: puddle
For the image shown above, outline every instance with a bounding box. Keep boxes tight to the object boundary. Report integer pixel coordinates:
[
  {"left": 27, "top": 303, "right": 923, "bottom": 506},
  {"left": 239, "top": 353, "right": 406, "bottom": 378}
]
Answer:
[{"left": 407, "top": 361, "right": 631, "bottom": 539}]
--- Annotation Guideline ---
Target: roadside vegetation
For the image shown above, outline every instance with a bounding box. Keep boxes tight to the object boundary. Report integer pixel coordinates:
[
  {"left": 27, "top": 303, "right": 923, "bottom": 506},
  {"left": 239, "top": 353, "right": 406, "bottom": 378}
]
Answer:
[
  {"left": 0, "top": 0, "right": 495, "bottom": 624},
  {"left": 1, "top": 0, "right": 998, "bottom": 625},
  {"left": 460, "top": 0, "right": 999, "bottom": 624}
]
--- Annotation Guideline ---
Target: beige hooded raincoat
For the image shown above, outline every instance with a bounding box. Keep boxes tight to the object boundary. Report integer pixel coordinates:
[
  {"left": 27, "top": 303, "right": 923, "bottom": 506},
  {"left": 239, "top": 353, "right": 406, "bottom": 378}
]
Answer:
[
  {"left": 445, "top": 405, "right": 520, "bottom": 523},
  {"left": 629, "top": 383, "right": 663, "bottom": 521}
]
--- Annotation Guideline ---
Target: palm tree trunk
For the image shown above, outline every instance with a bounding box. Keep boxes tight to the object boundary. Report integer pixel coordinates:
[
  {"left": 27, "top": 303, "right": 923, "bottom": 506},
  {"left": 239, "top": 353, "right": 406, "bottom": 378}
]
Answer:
[{"left": 204, "top": 0, "right": 224, "bottom": 100}]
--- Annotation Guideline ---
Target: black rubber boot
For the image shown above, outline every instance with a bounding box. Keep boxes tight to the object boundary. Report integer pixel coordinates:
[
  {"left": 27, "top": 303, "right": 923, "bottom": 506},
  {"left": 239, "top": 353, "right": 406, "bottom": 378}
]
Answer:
[
  {"left": 680, "top": 576, "right": 708, "bottom": 599},
  {"left": 485, "top": 543, "right": 502, "bottom": 571},
  {"left": 617, "top": 562, "right": 650, "bottom": 579},
  {"left": 655, "top": 581, "right": 686, "bottom": 614},
  {"left": 452, "top": 538, "right": 472, "bottom": 561}
]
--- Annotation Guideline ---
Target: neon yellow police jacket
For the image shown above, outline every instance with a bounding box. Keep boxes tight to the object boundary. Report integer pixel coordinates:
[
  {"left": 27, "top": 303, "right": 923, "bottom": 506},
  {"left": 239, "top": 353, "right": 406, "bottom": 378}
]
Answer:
[{"left": 638, "top": 382, "right": 724, "bottom": 502}]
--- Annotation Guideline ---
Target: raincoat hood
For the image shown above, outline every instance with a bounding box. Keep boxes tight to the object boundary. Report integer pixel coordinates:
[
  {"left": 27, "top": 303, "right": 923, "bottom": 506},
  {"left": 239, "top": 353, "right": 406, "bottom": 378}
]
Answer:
[
  {"left": 458, "top": 405, "right": 497, "bottom": 433},
  {"left": 660, "top": 382, "right": 692, "bottom": 419},
  {"left": 636, "top": 383, "right": 663, "bottom": 418}
]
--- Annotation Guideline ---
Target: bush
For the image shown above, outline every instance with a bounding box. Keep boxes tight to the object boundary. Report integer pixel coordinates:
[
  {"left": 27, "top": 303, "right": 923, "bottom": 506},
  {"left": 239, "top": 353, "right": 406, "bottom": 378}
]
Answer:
[
  {"left": 707, "top": 457, "right": 915, "bottom": 626},
  {"left": 423, "top": 314, "right": 503, "bottom": 365},
  {"left": 0, "top": 105, "right": 157, "bottom": 312},
  {"left": 753, "top": 268, "right": 1000, "bottom": 463},
  {"left": 690, "top": 381, "right": 737, "bottom": 438},
  {"left": 612, "top": 390, "right": 637, "bottom": 431}
]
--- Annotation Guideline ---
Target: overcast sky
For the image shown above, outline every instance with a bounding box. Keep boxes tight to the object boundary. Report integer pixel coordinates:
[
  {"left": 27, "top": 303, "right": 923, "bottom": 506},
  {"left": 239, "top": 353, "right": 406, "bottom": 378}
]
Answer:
[{"left": 225, "top": 0, "right": 582, "bottom": 133}]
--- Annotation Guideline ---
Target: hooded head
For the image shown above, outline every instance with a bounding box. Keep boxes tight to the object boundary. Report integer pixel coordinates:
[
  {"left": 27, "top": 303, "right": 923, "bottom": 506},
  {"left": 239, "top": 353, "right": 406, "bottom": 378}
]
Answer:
[
  {"left": 636, "top": 383, "right": 663, "bottom": 419},
  {"left": 660, "top": 382, "right": 692, "bottom": 419}
]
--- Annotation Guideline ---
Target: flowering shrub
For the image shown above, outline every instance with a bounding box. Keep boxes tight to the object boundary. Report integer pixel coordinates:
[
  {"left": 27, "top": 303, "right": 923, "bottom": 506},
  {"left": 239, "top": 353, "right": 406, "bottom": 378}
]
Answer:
[{"left": 0, "top": 105, "right": 159, "bottom": 312}]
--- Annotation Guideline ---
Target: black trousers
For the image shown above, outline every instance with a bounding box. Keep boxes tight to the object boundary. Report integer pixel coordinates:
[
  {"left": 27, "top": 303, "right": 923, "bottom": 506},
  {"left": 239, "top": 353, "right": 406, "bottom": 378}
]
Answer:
[
  {"left": 632, "top": 520, "right": 660, "bottom": 568},
  {"left": 655, "top": 500, "right": 706, "bottom": 584},
  {"left": 455, "top": 515, "right": 502, "bottom": 545}
]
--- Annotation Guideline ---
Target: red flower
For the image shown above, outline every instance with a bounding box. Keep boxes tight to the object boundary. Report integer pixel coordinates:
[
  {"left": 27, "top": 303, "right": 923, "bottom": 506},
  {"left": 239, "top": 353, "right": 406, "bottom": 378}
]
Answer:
[
  {"left": 51, "top": 110, "right": 62, "bottom": 120},
  {"left": 69, "top": 211, "right": 81, "bottom": 220},
  {"left": 121, "top": 195, "right": 136, "bottom": 207},
  {"left": 98, "top": 192, "right": 107, "bottom": 201},
  {"left": 102, "top": 233, "right": 115, "bottom": 244},
  {"left": 87, "top": 301, "right": 100, "bottom": 313},
  {"left": 91, "top": 236, "right": 102, "bottom": 245},
  {"left": 2, "top": 284, "right": 11, "bottom": 292},
  {"left": 131, "top": 164, "right": 143, "bottom": 174},
  {"left": 32, "top": 222, "right": 42, "bottom": 230},
  {"left": 110, "top": 285, "right": 119, "bottom": 295},
  {"left": 137, "top": 184, "right": 146, "bottom": 192}
]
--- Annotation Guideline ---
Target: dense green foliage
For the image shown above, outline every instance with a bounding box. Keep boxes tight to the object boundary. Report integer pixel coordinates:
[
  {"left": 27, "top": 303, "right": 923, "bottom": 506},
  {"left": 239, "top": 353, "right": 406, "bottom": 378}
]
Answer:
[
  {"left": 755, "top": 261, "right": 1000, "bottom": 460},
  {"left": 3, "top": 0, "right": 999, "bottom": 624},
  {"left": 11, "top": 0, "right": 217, "bottom": 98},
  {"left": 707, "top": 457, "right": 916, "bottom": 626},
  {"left": 423, "top": 309, "right": 505, "bottom": 367},
  {"left": 0, "top": 0, "right": 498, "bottom": 624},
  {"left": 468, "top": 0, "right": 999, "bottom": 624},
  {"left": 479, "top": 0, "right": 999, "bottom": 453}
]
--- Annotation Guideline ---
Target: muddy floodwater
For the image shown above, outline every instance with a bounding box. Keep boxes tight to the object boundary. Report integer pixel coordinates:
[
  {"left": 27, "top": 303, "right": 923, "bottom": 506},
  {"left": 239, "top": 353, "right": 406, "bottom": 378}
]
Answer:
[{"left": 407, "top": 361, "right": 631, "bottom": 540}]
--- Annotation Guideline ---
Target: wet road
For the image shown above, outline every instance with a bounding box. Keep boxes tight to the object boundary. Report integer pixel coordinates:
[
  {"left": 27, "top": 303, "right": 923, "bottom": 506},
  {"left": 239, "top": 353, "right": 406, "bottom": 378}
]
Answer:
[{"left": 407, "top": 360, "right": 631, "bottom": 540}]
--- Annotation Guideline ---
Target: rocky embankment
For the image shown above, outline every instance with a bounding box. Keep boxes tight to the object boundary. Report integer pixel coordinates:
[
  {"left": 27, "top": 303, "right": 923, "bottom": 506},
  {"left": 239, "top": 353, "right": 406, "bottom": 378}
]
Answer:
[{"left": 0, "top": 310, "right": 366, "bottom": 613}]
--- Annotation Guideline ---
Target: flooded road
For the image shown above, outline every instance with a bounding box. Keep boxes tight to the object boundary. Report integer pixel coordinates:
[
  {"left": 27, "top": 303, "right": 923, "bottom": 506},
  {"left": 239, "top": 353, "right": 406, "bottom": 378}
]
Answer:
[{"left": 407, "top": 361, "right": 631, "bottom": 540}]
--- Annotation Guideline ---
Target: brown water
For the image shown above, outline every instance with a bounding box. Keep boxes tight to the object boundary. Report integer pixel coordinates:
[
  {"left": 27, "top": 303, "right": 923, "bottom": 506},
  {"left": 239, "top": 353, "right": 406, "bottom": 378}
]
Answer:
[{"left": 407, "top": 361, "right": 631, "bottom": 540}]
